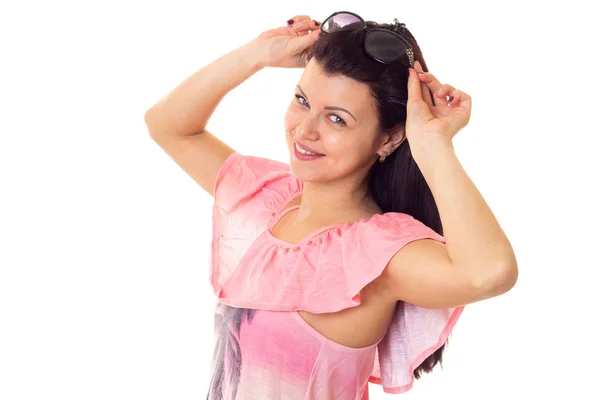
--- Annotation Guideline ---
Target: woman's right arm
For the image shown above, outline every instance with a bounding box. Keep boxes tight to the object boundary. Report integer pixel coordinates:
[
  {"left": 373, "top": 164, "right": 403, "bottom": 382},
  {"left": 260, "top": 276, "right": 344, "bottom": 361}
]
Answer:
[
  {"left": 145, "top": 40, "right": 264, "bottom": 139},
  {"left": 144, "top": 16, "right": 320, "bottom": 197},
  {"left": 144, "top": 40, "right": 265, "bottom": 196}
]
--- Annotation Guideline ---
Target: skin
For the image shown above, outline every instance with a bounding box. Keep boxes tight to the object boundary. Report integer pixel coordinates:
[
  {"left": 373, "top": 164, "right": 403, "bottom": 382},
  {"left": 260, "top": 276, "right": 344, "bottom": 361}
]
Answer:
[
  {"left": 271, "top": 17, "right": 432, "bottom": 348},
  {"left": 281, "top": 58, "right": 405, "bottom": 228},
  {"left": 276, "top": 59, "right": 406, "bottom": 348},
  {"left": 266, "top": 14, "right": 516, "bottom": 347},
  {"left": 148, "top": 13, "right": 516, "bottom": 349}
]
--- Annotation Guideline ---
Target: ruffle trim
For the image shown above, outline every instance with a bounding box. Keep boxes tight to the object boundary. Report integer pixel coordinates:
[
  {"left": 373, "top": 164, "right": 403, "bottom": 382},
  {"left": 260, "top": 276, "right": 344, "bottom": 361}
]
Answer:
[
  {"left": 368, "top": 305, "right": 464, "bottom": 393},
  {"left": 213, "top": 210, "right": 448, "bottom": 314}
]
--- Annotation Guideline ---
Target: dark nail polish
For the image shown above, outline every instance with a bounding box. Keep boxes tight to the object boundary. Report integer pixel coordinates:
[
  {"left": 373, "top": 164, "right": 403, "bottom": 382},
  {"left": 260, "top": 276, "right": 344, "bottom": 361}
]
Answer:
[
  {"left": 448, "top": 96, "right": 454, "bottom": 102},
  {"left": 287, "top": 19, "right": 294, "bottom": 25},
  {"left": 313, "top": 20, "right": 320, "bottom": 26}
]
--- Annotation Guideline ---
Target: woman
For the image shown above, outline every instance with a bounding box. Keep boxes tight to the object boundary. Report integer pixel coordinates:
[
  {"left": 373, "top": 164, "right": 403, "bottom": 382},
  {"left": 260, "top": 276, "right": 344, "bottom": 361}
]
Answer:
[{"left": 145, "top": 11, "right": 518, "bottom": 400}]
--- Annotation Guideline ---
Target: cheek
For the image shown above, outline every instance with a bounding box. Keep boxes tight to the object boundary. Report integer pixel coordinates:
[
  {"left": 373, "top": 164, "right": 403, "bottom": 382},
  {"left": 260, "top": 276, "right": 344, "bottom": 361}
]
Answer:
[
  {"left": 324, "top": 134, "right": 360, "bottom": 156},
  {"left": 325, "top": 135, "right": 374, "bottom": 164},
  {"left": 283, "top": 105, "right": 302, "bottom": 132},
  {"left": 323, "top": 134, "right": 343, "bottom": 153}
]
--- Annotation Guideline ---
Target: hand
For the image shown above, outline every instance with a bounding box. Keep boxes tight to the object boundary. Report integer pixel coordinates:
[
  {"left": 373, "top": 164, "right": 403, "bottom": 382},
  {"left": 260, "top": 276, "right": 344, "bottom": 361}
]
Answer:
[
  {"left": 253, "top": 15, "right": 321, "bottom": 69},
  {"left": 405, "top": 60, "right": 472, "bottom": 146}
]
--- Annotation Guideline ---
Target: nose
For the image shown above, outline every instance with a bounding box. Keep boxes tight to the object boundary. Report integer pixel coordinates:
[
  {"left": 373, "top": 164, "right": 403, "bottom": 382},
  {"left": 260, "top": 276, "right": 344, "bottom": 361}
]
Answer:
[{"left": 295, "top": 114, "right": 320, "bottom": 141}]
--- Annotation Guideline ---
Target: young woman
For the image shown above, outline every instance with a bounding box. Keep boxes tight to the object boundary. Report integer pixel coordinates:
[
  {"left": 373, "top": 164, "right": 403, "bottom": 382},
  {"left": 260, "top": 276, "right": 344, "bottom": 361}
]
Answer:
[{"left": 145, "top": 11, "right": 518, "bottom": 400}]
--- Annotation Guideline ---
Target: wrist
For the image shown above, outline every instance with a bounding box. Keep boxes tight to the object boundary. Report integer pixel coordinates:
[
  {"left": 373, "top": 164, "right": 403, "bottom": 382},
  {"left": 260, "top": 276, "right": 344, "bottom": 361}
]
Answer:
[
  {"left": 410, "top": 137, "right": 455, "bottom": 165},
  {"left": 242, "top": 39, "right": 267, "bottom": 71}
]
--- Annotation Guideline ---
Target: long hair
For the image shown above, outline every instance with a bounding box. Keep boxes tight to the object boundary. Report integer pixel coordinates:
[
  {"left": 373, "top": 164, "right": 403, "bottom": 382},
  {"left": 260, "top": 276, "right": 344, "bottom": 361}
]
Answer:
[{"left": 308, "top": 21, "right": 447, "bottom": 379}]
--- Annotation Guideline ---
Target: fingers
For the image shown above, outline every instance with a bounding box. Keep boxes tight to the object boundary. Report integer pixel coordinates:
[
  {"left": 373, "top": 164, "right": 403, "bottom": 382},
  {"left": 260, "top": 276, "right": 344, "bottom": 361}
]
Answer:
[
  {"left": 287, "top": 16, "right": 320, "bottom": 37},
  {"left": 294, "top": 28, "right": 321, "bottom": 54},
  {"left": 412, "top": 60, "right": 434, "bottom": 107},
  {"left": 437, "top": 84, "right": 472, "bottom": 108},
  {"left": 406, "top": 67, "right": 435, "bottom": 122},
  {"left": 406, "top": 67, "right": 424, "bottom": 104},
  {"left": 414, "top": 62, "right": 446, "bottom": 107},
  {"left": 436, "top": 84, "right": 457, "bottom": 105},
  {"left": 287, "top": 15, "right": 321, "bottom": 55},
  {"left": 414, "top": 61, "right": 470, "bottom": 108},
  {"left": 287, "top": 15, "right": 311, "bottom": 25}
]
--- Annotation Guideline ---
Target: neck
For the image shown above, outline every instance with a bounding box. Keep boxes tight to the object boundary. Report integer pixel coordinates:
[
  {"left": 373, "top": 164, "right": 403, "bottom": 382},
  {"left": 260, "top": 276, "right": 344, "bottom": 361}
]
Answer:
[{"left": 294, "top": 178, "right": 381, "bottom": 223}]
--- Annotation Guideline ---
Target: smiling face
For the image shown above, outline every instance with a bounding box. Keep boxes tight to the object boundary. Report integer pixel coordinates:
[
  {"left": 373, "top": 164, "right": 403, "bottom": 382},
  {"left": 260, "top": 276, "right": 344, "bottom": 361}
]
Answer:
[{"left": 284, "top": 59, "right": 394, "bottom": 184}]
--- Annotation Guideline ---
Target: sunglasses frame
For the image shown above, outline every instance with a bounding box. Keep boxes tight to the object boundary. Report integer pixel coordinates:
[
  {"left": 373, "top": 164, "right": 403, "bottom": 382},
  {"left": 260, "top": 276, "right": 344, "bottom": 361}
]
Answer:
[{"left": 320, "top": 11, "right": 414, "bottom": 67}]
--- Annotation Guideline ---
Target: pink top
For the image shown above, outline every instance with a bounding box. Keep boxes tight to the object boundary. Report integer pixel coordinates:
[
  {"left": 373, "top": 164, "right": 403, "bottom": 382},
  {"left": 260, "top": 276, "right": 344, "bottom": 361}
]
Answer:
[{"left": 207, "top": 152, "right": 464, "bottom": 399}]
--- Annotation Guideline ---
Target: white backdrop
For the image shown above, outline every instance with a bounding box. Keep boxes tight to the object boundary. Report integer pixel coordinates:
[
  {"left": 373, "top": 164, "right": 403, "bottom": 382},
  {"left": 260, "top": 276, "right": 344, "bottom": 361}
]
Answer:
[{"left": 1, "top": 0, "right": 599, "bottom": 399}]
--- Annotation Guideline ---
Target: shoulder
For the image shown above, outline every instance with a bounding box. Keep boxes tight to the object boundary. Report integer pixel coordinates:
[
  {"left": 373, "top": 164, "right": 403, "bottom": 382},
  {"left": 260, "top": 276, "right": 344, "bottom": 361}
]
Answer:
[
  {"left": 349, "top": 211, "right": 445, "bottom": 247},
  {"left": 215, "top": 152, "right": 290, "bottom": 187},
  {"left": 214, "top": 152, "right": 301, "bottom": 211}
]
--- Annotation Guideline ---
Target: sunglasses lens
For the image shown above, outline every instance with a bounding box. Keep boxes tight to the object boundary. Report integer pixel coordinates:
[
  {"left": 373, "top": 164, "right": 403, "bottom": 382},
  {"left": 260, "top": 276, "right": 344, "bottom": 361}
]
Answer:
[
  {"left": 365, "top": 30, "right": 409, "bottom": 64},
  {"left": 322, "top": 13, "right": 363, "bottom": 33}
]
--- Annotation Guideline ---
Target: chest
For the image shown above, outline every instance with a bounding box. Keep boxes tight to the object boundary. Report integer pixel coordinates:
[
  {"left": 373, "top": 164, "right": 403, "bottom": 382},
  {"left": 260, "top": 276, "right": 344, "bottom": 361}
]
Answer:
[
  {"left": 297, "top": 278, "right": 397, "bottom": 348},
  {"left": 266, "top": 208, "right": 398, "bottom": 348},
  {"left": 217, "top": 198, "right": 400, "bottom": 349}
]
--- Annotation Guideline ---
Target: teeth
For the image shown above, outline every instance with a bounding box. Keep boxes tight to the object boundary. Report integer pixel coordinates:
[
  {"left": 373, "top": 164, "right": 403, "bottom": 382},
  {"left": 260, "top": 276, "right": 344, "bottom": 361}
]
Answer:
[{"left": 295, "top": 142, "right": 320, "bottom": 156}]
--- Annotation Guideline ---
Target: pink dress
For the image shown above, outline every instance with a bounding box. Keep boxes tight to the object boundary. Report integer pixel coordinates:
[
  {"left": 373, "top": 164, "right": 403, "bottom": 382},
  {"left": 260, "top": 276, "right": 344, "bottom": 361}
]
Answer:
[{"left": 207, "top": 152, "right": 464, "bottom": 399}]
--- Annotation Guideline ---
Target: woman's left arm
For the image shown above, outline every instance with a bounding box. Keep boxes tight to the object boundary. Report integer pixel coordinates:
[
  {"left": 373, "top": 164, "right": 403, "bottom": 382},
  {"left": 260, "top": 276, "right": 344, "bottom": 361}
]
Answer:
[
  {"left": 397, "top": 61, "right": 518, "bottom": 299},
  {"left": 412, "top": 137, "right": 518, "bottom": 292}
]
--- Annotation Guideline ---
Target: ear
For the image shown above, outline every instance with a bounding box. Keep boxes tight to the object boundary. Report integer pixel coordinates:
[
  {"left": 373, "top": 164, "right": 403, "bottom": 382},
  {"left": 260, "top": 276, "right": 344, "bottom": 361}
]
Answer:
[{"left": 377, "top": 126, "right": 406, "bottom": 156}]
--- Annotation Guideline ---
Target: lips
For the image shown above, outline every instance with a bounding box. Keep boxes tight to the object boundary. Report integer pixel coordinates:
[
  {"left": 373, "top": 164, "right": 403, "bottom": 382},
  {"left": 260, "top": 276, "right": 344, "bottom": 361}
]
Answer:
[{"left": 295, "top": 141, "right": 325, "bottom": 156}]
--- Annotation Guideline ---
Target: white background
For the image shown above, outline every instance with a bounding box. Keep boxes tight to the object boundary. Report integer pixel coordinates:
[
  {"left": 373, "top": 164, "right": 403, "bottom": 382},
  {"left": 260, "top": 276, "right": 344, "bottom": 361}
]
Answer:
[{"left": 1, "top": 0, "right": 599, "bottom": 399}]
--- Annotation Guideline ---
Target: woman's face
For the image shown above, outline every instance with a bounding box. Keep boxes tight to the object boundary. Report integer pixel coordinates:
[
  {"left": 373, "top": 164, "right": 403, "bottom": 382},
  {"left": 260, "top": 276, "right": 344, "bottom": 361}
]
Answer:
[{"left": 283, "top": 60, "right": 388, "bottom": 183}]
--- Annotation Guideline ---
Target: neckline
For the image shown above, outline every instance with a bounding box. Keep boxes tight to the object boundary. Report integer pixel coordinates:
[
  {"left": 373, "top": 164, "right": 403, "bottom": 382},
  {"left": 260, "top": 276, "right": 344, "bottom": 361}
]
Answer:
[{"left": 266, "top": 189, "right": 384, "bottom": 247}]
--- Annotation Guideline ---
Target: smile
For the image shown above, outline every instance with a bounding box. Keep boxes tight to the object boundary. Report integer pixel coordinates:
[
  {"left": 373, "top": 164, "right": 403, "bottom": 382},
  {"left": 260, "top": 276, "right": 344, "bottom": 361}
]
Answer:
[{"left": 294, "top": 141, "right": 324, "bottom": 156}]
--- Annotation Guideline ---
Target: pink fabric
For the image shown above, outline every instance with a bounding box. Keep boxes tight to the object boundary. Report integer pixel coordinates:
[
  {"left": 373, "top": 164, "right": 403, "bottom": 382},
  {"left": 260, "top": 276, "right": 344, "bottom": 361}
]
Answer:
[
  {"left": 208, "top": 303, "right": 377, "bottom": 399},
  {"left": 208, "top": 152, "right": 464, "bottom": 398}
]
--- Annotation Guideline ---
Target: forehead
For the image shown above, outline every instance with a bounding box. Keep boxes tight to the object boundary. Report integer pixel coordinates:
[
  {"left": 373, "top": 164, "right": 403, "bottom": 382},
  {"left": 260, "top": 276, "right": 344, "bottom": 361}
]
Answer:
[{"left": 298, "top": 60, "right": 375, "bottom": 115}]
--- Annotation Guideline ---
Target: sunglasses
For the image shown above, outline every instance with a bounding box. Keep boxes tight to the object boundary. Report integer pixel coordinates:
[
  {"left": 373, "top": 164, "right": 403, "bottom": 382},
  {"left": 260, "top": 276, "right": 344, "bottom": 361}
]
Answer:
[{"left": 320, "top": 11, "right": 414, "bottom": 68}]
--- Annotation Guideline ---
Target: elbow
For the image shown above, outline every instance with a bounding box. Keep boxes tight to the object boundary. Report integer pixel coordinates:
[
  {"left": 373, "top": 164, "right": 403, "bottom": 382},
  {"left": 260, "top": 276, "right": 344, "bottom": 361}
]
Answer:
[
  {"left": 471, "top": 261, "right": 519, "bottom": 297},
  {"left": 144, "top": 106, "right": 157, "bottom": 126},
  {"left": 144, "top": 107, "right": 163, "bottom": 137},
  {"left": 496, "top": 263, "right": 519, "bottom": 294},
  {"left": 145, "top": 98, "right": 166, "bottom": 125}
]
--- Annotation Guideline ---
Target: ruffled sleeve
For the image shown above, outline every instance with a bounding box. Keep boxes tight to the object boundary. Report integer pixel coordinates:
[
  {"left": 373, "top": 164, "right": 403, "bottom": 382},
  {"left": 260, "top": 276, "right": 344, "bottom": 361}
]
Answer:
[
  {"left": 338, "top": 213, "right": 465, "bottom": 392},
  {"left": 335, "top": 213, "right": 465, "bottom": 394},
  {"left": 212, "top": 152, "right": 301, "bottom": 215},
  {"left": 210, "top": 152, "right": 302, "bottom": 297}
]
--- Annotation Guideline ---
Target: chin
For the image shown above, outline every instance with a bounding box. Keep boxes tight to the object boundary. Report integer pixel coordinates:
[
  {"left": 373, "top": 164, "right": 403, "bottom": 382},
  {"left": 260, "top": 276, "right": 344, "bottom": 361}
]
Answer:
[
  {"left": 289, "top": 158, "right": 332, "bottom": 184},
  {"left": 290, "top": 165, "right": 322, "bottom": 183}
]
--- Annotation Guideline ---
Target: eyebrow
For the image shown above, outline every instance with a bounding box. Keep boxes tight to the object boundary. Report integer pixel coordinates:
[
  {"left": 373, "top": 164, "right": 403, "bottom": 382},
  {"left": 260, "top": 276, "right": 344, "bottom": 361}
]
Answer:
[{"left": 296, "top": 85, "right": 357, "bottom": 122}]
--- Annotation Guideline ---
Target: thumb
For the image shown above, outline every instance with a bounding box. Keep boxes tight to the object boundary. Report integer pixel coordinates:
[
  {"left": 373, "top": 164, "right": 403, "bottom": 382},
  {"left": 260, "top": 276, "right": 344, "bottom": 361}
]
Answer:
[
  {"left": 291, "top": 29, "right": 321, "bottom": 53},
  {"left": 406, "top": 67, "right": 432, "bottom": 122},
  {"left": 406, "top": 68, "right": 424, "bottom": 104}
]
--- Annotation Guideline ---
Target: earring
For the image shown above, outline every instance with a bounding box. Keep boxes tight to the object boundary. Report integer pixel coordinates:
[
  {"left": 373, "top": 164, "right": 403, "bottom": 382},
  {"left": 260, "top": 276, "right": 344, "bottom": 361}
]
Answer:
[
  {"left": 379, "top": 143, "right": 399, "bottom": 163},
  {"left": 379, "top": 150, "right": 389, "bottom": 163}
]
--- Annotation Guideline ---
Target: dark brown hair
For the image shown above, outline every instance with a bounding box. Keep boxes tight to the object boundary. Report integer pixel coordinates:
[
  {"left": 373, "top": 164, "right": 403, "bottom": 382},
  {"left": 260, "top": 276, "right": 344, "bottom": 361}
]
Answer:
[{"left": 308, "top": 21, "right": 449, "bottom": 379}]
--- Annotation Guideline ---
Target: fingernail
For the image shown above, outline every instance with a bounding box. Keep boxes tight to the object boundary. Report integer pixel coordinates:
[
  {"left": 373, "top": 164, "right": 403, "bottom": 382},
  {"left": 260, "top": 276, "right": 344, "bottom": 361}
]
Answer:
[
  {"left": 287, "top": 19, "right": 294, "bottom": 25},
  {"left": 438, "top": 87, "right": 444, "bottom": 95},
  {"left": 417, "top": 71, "right": 426, "bottom": 75},
  {"left": 313, "top": 20, "right": 320, "bottom": 26},
  {"left": 448, "top": 96, "right": 454, "bottom": 102},
  {"left": 294, "top": 22, "right": 303, "bottom": 29}
]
